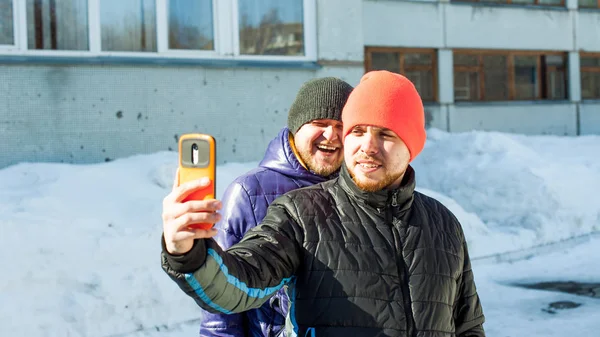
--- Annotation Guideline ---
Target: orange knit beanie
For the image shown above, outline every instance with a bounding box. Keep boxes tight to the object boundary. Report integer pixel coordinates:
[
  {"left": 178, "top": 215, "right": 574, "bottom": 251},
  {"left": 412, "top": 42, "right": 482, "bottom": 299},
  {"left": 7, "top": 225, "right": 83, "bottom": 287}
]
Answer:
[{"left": 342, "top": 70, "right": 427, "bottom": 162}]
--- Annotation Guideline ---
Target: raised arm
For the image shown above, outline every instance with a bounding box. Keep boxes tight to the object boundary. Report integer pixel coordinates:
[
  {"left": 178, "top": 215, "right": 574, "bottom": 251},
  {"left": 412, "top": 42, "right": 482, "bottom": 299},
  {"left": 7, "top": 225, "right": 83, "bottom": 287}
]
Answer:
[{"left": 162, "top": 195, "right": 304, "bottom": 314}]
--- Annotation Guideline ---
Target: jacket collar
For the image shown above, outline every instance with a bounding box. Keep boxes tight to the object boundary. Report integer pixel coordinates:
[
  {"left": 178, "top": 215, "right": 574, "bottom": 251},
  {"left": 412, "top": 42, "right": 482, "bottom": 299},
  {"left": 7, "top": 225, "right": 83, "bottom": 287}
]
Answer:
[{"left": 338, "top": 162, "right": 415, "bottom": 211}]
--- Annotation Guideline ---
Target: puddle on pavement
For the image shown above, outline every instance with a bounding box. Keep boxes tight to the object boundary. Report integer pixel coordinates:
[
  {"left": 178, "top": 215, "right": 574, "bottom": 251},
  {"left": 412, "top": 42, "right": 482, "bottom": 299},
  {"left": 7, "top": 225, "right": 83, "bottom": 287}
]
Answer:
[
  {"left": 518, "top": 281, "right": 600, "bottom": 298},
  {"left": 514, "top": 281, "right": 600, "bottom": 314}
]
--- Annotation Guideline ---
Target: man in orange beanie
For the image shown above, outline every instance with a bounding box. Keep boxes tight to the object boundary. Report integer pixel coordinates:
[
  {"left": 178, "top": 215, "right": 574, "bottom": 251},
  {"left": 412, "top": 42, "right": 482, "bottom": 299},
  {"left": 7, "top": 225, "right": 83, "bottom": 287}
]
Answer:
[{"left": 161, "top": 70, "right": 486, "bottom": 337}]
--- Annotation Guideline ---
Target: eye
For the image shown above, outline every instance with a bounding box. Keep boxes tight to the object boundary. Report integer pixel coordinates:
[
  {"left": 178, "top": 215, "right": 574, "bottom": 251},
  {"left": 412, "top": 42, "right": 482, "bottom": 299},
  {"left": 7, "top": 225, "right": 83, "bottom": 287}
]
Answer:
[{"left": 381, "top": 132, "right": 398, "bottom": 140}]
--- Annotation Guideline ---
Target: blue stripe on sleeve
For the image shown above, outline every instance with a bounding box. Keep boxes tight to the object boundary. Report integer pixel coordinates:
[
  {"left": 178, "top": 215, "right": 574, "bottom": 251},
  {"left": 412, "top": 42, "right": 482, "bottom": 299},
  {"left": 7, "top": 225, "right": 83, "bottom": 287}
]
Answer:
[
  {"left": 184, "top": 248, "right": 292, "bottom": 313},
  {"left": 207, "top": 248, "right": 291, "bottom": 298},
  {"left": 184, "top": 273, "right": 233, "bottom": 314}
]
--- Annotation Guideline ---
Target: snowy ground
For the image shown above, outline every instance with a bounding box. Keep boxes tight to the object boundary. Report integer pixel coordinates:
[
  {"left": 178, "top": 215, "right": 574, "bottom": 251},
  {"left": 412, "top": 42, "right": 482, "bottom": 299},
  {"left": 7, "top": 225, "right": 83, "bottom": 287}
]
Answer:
[{"left": 0, "top": 129, "right": 598, "bottom": 336}]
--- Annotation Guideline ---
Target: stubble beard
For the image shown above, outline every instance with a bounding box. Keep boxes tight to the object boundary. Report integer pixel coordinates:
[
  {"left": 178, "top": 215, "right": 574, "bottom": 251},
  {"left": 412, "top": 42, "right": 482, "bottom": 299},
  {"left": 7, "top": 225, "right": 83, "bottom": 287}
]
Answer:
[
  {"left": 349, "top": 156, "right": 405, "bottom": 192},
  {"left": 298, "top": 146, "right": 342, "bottom": 177},
  {"left": 351, "top": 169, "right": 403, "bottom": 192}
]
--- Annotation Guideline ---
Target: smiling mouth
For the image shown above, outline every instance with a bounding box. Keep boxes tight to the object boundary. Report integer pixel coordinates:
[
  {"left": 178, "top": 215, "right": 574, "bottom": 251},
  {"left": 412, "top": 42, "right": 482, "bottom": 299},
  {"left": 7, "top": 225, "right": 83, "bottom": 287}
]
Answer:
[
  {"left": 316, "top": 144, "right": 339, "bottom": 153},
  {"left": 357, "top": 162, "right": 380, "bottom": 168}
]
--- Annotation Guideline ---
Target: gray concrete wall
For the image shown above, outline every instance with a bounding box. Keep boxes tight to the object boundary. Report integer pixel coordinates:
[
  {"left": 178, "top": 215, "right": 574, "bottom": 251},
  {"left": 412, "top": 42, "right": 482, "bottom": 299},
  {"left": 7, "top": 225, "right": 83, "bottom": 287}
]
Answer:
[
  {"left": 445, "top": 5, "right": 573, "bottom": 50},
  {"left": 0, "top": 65, "right": 358, "bottom": 167},
  {"left": 580, "top": 103, "right": 600, "bottom": 135},
  {"left": 449, "top": 103, "right": 578, "bottom": 135},
  {"left": 363, "top": 1, "right": 575, "bottom": 50},
  {"left": 363, "top": 1, "right": 444, "bottom": 48},
  {"left": 578, "top": 11, "right": 600, "bottom": 52}
]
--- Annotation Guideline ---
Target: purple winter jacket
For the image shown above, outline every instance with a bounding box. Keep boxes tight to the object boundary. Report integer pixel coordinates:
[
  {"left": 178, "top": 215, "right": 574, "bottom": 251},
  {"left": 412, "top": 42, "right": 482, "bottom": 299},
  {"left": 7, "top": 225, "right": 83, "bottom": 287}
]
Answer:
[{"left": 199, "top": 127, "right": 336, "bottom": 337}]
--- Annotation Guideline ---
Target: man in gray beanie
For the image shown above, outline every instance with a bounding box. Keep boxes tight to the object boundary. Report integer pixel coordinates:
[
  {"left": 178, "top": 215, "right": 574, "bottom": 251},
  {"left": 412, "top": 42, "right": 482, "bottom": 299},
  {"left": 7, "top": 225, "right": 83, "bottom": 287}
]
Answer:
[
  {"left": 285, "top": 77, "right": 353, "bottom": 177},
  {"left": 162, "top": 77, "right": 353, "bottom": 337}
]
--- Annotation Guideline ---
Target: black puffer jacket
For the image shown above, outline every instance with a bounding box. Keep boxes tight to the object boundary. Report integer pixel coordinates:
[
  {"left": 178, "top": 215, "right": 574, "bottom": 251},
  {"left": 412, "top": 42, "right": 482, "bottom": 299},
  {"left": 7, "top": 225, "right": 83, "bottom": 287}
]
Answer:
[{"left": 162, "top": 165, "right": 485, "bottom": 337}]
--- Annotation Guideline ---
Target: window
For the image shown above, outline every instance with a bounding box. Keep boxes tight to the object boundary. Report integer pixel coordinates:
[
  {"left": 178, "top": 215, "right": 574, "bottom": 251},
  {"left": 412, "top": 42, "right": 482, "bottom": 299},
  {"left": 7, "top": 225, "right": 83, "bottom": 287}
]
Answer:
[
  {"left": 26, "top": 0, "right": 89, "bottom": 50},
  {"left": 578, "top": 0, "right": 600, "bottom": 8},
  {"left": 581, "top": 54, "right": 600, "bottom": 100},
  {"left": 453, "top": 50, "right": 567, "bottom": 101},
  {"left": 100, "top": 0, "right": 156, "bottom": 52},
  {"left": 0, "top": 0, "right": 14, "bottom": 46},
  {"left": 238, "top": 1, "right": 304, "bottom": 56},
  {"left": 0, "top": 0, "right": 316, "bottom": 61},
  {"left": 365, "top": 47, "right": 437, "bottom": 102},
  {"left": 451, "top": 0, "right": 564, "bottom": 6},
  {"left": 168, "top": 0, "right": 213, "bottom": 50}
]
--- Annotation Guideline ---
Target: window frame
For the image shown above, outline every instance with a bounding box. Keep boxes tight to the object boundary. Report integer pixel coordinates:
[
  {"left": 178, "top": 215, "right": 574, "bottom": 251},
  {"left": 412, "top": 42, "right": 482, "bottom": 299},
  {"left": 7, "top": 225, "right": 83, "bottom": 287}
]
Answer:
[
  {"left": 450, "top": 0, "right": 565, "bottom": 7},
  {"left": 0, "top": 0, "right": 317, "bottom": 62},
  {"left": 453, "top": 49, "right": 568, "bottom": 102},
  {"left": 580, "top": 52, "right": 600, "bottom": 100},
  {"left": 364, "top": 46, "right": 438, "bottom": 102}
]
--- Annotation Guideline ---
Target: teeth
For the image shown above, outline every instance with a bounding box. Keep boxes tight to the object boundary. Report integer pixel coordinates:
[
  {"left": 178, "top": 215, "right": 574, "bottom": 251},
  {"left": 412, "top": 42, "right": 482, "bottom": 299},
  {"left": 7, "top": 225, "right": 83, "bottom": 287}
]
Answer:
[
  {"left": 359, "top": 163, "right": 378, "bottom": 168},
  {"left": 317, "top": 145, "right": 337, "bottom": 151}
]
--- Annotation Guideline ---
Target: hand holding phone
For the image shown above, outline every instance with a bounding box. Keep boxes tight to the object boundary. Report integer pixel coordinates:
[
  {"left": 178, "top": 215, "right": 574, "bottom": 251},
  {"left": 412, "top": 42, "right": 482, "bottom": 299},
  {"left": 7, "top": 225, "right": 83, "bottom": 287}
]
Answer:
[{"left": 178, "top": 133, "right": 216, "bottom": 230}]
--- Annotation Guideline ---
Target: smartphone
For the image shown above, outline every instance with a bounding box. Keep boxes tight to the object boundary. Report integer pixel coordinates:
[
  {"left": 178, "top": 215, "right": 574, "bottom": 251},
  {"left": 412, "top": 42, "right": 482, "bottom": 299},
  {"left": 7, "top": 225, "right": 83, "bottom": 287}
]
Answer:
[{"left": 178, "top": 133, "right": 216, "bottom": 230}]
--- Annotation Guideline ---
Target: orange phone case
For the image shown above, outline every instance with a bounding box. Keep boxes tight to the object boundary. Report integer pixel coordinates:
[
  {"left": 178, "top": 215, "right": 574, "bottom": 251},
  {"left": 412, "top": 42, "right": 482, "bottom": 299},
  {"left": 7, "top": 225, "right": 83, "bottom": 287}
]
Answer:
[{"left": 178, "top": 133, "right": 216, "bottom": 230}]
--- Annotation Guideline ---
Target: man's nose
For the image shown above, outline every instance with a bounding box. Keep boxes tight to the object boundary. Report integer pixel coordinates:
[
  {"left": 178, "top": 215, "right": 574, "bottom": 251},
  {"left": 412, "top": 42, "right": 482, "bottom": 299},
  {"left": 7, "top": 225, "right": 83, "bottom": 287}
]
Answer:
[
  {"left": 360, "top": 133, "right": 378, "bottom": 154},
  {"left": 322, "top": 125, "right": 337, "bottom": 141}
]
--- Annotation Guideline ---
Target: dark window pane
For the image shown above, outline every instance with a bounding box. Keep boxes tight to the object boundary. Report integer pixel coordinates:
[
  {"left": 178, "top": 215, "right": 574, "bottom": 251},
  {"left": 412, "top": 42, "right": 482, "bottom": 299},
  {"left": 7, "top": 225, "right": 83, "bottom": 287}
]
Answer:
[
  {"left": 543, "top": 55, "right": 567, "bottom": 100},
  {"left": 100, "top": 0, "right": 156, "bottom": 52},
  {"left": 578, "top": 0, "right": 598, "bottom": 7},
  {"left": 370, "top": 52, "right": 400, "bottom": 73},
  {"left": 544, "top": 54, "right": 565, "bottom": 66},
  {"left": 483, "top": 55, "right": 508, "bottom": 100},
  {"left": 538, "top": 0, "right": 563, "bottom": 5},
  {"left": 454, "top": 54, "right": 478, "bottom": 67},
  {"left": 168, "top": 0, "right": 213, "bottom": 50},
  {"left": 405, "top": 70, "right": 435, "bottom": 102},
  {"left": 547, "top": 70, "right": 567, "bottom": 99},
  {"left": 581, "top": 57, "right": 600, "bottom": 68},
  {"left": 512, "top": 0, "right": 536, "bottom": 4},
  {"left": 26, "top": 0, "right": 88, "bottom": 50},
  {"left": 239, "top": 0, "right": 304, "bottom": 56},
  {"left": 454, "top": 71, "right": 480, "bottom": 101},
  {"left": 0, "top": 0, "right": 14, "bottom": 45},
  {"left": 514, "top": 55, "right": 538, "bottom": 99},
  {"left": 581, "top": 72, "right": 600, "bottom": 99},
  {"left": 404, "top": 53, "right": 432, "bottom": 66}
]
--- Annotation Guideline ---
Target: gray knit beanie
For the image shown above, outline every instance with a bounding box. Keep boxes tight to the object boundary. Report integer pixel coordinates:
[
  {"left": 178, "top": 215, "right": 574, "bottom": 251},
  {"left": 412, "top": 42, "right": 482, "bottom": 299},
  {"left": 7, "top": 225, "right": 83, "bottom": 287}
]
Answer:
[{"left": 287, "top": 77, "right": 354, "bottom": 135}]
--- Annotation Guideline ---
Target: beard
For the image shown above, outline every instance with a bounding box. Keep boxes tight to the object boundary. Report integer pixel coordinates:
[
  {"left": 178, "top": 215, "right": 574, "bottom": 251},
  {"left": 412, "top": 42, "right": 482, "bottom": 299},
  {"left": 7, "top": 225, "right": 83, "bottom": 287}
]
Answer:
[
  {"left": 349, "top": 154, "right": 405, "bottom": 192},
  {"left": 298, "top": 145, "right": 342, "bottom": 177},
  {"left": 352, "top": 170, "right": 404, "bottom": 192}
]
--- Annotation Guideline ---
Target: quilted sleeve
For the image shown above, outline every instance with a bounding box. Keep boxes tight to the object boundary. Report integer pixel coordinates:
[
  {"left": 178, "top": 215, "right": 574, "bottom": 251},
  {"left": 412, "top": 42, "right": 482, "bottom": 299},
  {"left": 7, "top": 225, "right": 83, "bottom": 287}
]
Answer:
[{"left": 454, "top": 237, "right": 486, "bottom": 337}]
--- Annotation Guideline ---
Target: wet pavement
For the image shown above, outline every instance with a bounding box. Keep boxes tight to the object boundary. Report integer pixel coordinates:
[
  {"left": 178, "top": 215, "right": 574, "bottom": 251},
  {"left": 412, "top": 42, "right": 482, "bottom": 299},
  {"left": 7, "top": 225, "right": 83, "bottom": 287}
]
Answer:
[
  {"left": 514, "top": 281, "right": 600, "bottom": 314},
  {"left": 517, "top": 281, "right": 600, "bottom": 299}
]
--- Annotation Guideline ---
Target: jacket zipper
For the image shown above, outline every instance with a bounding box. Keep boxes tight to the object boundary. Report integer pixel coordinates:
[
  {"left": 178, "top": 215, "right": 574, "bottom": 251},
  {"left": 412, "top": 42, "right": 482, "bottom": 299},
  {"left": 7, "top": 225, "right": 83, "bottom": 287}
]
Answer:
[{"left": 388, "top": 192, "right": 417, "bottom": 337}]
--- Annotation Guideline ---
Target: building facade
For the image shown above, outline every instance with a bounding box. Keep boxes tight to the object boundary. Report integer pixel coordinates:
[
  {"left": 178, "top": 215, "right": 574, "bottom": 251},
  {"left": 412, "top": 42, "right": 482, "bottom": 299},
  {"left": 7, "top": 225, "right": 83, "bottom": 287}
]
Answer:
[
  {"left": 364, "top": 0, "right": 600, "bottom": 137},
  {"left": 0, "top": 0, "right": 598, "bottom": 168}
]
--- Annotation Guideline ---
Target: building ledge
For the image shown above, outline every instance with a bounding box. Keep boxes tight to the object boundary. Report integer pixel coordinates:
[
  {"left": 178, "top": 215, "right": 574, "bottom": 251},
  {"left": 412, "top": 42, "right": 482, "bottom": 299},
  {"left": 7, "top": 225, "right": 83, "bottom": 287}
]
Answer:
[
  {"left": 0, "top": 55, "right": 322, "bottom": 70},
  {"left": 454, "top": 100, "right": 574, "bottom": 107},
  {"left": 449, "top": 1, "right": 569, "bottom": 12}
]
